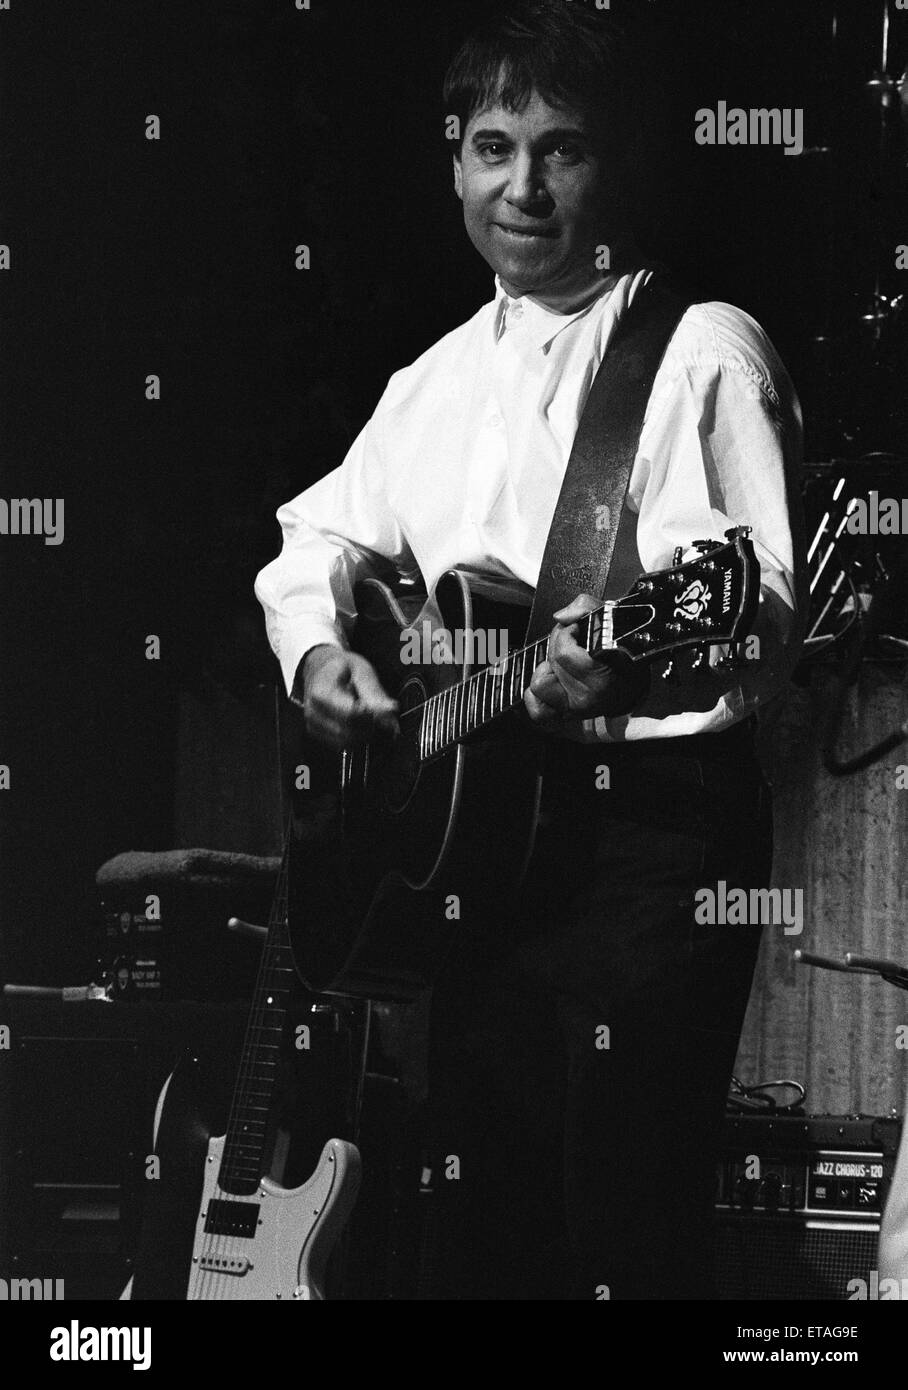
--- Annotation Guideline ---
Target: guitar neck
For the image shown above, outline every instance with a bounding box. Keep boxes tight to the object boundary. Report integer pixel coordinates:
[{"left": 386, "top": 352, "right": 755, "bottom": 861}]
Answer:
[
  {"left": 217, "top": 847, "right": 296, "bottom": 1196},
  {"left": 414, "top": 606, "right": 612, "bottom": 761}
]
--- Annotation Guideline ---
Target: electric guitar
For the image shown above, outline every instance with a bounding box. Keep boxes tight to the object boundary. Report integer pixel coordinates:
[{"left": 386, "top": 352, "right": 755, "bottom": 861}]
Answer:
[
  {"left": 123, "top": 841, "right": 361, "bottom": 1300},
  {"left": 288, "top": 528, "right": 759, "bottom": 1001}
]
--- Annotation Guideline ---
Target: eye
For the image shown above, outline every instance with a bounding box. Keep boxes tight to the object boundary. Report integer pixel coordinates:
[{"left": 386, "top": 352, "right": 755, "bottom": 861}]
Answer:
[
  {"left": 477, "top": 142, "right": 509, "bottom": 163},
  {"left": 549, "top": 142, "right": 583, "bottom": 164}
]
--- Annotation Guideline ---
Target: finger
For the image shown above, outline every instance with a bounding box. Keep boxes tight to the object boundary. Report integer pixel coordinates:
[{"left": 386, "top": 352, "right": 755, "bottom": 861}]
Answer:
[
  {"left": 553, "top": 593, "right": 601, "bottom": 623},
  {"left": 311, "top": 697, "right": 398, "bottom": 745},
  {"left": 529, "top": 661, "right": 567, "bottom": 705},
  {"left": 524, "top": 686, "right": 561, "bottom": 725},
  {"left": 547, "top": 624, "right": 599, "bottom": 666},
  {"left": 549, "top": 657, "right": 597, "bottom": 706},
  {"left": 308, "top": 680, "right": 387, "bottom": 728}
]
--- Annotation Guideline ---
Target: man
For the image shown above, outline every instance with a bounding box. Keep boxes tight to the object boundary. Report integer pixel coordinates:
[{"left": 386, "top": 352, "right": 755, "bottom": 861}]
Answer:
[{"left": 256, "top": 0, "right": 805, "bottom": 1299}]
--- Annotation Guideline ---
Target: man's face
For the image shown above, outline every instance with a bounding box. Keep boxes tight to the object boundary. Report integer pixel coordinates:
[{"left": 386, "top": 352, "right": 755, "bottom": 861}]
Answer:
[{"left": 454, "top": 90, "right": 615, "bottom": 307}]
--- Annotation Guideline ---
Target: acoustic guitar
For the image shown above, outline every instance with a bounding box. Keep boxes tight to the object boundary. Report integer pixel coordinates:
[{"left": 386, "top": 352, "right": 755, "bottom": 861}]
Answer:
[{"left": 288, "top": 528, "right": 759, "bottom": 1001}]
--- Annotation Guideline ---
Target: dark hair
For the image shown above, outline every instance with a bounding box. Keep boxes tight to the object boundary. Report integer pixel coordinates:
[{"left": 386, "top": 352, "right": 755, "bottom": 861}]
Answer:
[{"left": 443, "top": 0, "right": 633, "bottom": 154}]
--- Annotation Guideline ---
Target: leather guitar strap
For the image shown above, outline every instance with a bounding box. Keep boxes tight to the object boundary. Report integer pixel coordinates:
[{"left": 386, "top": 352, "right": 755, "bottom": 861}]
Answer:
[{"left": 524, "top": 273, "right": 695, "bottom": 644}]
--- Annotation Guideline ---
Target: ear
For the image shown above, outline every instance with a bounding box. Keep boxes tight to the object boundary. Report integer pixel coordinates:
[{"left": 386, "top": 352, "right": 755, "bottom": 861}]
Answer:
[{"left": 453, "top": 154, "right": 463, "bottom": 201}]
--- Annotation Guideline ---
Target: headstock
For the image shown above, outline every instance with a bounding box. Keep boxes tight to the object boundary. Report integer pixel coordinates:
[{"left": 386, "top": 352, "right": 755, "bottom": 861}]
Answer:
[{"left": 588, "top": 528, "right": 760, "bottom": 665}]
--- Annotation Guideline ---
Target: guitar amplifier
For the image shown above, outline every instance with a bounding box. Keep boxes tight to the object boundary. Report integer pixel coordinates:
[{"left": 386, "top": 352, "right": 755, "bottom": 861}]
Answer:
[{"left": 715, "top": 1112, "right": 903, "bottom": 1300}]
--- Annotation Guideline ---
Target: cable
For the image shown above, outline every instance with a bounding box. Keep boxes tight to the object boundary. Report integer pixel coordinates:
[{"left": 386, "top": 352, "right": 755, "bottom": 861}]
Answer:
[{"left": 728, "top": 1074, "right": 806, "bottom": 1113}]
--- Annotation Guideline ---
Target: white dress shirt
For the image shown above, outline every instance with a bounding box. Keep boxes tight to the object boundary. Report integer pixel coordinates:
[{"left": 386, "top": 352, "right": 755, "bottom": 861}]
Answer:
[{"left": 255, "top": 267, "right": 805, "bottom": 741}]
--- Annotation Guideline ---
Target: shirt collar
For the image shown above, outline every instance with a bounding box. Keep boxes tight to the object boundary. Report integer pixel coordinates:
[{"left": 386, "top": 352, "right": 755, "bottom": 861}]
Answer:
[{"left": 493, "top": 274, "right": 618, "bottom": 351}]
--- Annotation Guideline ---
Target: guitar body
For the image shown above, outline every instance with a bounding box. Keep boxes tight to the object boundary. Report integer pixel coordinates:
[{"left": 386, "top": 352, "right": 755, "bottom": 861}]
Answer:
[
  {"left": 184, "top": 1133, "right": 360, "bottom": 1301},
  {"left": 123, "top": 1052, "right": 361, "bottom": 1300},
  {"left": 289, "top": 569, "right": 544, "bottom": 999}
]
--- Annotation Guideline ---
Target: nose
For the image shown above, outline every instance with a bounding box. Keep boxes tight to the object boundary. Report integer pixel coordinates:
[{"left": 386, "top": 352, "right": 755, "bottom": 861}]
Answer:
[{"left": 505, "top": 153, "right": 552, "bottom": 213}]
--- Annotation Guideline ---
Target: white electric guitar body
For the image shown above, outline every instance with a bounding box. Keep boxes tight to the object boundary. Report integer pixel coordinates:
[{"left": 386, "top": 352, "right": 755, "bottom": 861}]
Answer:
[{"left": 183, "top": 1132, "right": 360, "bottom": 1301}]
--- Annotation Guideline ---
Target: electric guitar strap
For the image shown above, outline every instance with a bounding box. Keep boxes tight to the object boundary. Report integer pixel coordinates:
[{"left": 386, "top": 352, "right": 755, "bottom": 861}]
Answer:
[{"left": 524, "top": 272, "right": 696, "bottom": 644}]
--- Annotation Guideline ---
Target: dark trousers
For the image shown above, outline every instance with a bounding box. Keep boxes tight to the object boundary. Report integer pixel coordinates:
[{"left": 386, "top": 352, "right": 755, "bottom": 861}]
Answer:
[{"left": 426, "top": 721, "right": 771, "bottom": 1300}]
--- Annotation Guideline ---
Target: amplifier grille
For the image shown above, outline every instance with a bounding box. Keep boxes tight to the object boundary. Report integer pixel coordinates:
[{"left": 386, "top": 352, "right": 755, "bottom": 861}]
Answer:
[{"left": 716, "top": 1218, "right": 878, "bottom": 1300}]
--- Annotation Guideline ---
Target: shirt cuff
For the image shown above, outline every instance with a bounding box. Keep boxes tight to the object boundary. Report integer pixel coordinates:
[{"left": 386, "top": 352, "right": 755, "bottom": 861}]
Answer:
[{"left": 277, "top": 619, "right": 348, "bottom": 697}]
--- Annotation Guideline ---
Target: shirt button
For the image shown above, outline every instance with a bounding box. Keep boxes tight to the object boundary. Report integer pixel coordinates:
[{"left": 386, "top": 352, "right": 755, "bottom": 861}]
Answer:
[{"left": 509, "top": 303, "right": 524, "bottom": 321}]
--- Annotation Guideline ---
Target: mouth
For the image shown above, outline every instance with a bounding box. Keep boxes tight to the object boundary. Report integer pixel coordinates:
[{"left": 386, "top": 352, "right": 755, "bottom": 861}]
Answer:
[{"left": 494, "top": 224, "right": 559, "bottom": 242}]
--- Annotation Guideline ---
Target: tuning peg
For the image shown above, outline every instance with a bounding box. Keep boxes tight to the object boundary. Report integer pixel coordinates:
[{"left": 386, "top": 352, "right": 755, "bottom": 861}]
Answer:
[
  {"left": 660, "top": 659, "right": 675, "bottom": 682},
  {"left": 671, "top": 546, "right": 683, "bottom": 567},
  {"left": 714, "top": 641, "right": 745, "bottom": 671},
  {"left": 690, "top": 647, "right": 707, "bottom": 671},
  {"left": 228, "top": 917, "right": 268, "bottom": 942},
  {"left": 692, "top": 539, "right": 721, "bottom": 554},
  {"left": 724, "top": 526, "right": 752, "bottom": 541}
]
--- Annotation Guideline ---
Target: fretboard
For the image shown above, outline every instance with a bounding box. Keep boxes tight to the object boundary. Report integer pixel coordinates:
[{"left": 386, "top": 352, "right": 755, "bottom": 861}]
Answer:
[
  {"left": 217, "top": 846, "right": 295, "bottom": 1196},
  {"left": 405, "top": 604, "right": 613, "bottom": 761}
]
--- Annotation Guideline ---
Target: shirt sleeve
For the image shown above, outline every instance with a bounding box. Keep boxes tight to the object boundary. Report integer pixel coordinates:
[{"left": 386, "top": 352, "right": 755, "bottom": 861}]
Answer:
[
  {"left": 579, "top": 303, "right": 807, "bottom": 741},
  {"left": 254, "top": 394, "right": 415, "bottom": 694}
]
